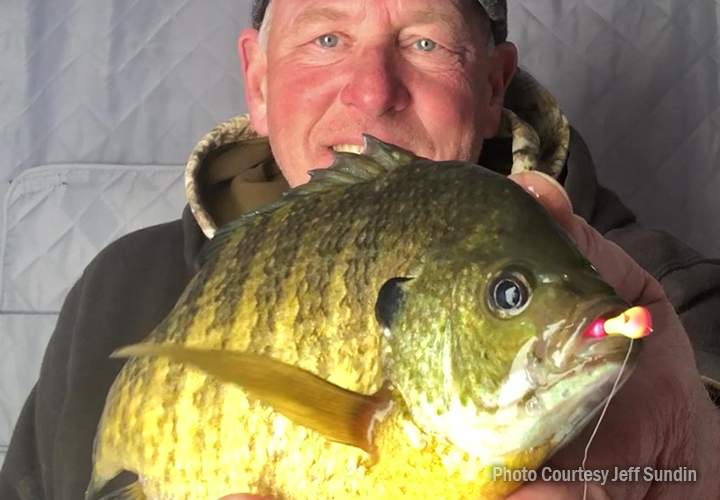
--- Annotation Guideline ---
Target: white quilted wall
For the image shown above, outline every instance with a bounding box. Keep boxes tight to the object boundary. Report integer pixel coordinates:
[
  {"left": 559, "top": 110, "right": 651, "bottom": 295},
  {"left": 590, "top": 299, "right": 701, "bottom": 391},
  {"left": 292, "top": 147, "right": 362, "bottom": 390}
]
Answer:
[{"left": 1, "top": 0, "right": 719, "bottom": 467}]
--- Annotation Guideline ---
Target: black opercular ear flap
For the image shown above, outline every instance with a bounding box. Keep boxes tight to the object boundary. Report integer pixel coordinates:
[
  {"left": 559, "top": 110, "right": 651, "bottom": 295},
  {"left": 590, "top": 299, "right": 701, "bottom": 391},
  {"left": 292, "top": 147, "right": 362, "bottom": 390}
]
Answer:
[{"left": 375, "top": 277, "right": 413, "bottom": 330}]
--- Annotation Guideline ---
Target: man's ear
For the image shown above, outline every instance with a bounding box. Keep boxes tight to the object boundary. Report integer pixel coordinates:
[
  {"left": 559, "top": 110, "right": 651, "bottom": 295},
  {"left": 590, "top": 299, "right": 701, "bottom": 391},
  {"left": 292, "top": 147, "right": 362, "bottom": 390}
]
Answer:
[
  {"left": 238, "top": 28, "right": 269, "bottom": 136},
  {"left": 483, "top": 41, "right": 518, "bottom": 139}
]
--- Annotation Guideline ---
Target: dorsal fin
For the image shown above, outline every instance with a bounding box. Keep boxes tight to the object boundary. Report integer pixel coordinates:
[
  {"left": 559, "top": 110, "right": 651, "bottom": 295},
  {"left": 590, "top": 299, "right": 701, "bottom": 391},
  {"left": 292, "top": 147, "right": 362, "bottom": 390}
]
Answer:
[
  {"left": 194, "top": 135, "right": 417, "bottom": 270},
  {"left": 309, "top": 135, "right": 417, "bottom": 181}
]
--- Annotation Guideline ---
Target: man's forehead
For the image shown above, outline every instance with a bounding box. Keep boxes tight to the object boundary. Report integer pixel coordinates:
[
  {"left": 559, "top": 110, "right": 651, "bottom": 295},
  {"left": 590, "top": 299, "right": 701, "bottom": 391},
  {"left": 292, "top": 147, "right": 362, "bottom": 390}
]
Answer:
[
  {"left": 280, "top": 0, "right": 474, "bottom": 29},
  {"left": 275, "top": 0, "right": 471, "bottom": 20},
  {"left": 254, "top": 0, "right": 508, "bottom": 43}
]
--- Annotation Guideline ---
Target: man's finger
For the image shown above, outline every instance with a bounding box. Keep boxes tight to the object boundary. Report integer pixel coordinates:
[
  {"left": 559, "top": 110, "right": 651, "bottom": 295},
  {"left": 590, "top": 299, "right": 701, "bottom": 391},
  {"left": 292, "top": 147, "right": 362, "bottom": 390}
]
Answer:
[
  {"left": 509, "top": 171, "right": 575, "bottom": 231},
  {"left": 506, "top": 481, "right": 610, "bottom": 500},
  {"left": 509, "top": 171, "right": 661, "bottom": 306}
]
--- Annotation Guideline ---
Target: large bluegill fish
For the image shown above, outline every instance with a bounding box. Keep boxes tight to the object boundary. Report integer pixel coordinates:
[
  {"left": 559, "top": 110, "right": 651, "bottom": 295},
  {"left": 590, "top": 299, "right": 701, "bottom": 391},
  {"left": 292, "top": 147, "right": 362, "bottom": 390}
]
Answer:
[{"left": 86, "top": 137, "right": 645, "bottom": 500}]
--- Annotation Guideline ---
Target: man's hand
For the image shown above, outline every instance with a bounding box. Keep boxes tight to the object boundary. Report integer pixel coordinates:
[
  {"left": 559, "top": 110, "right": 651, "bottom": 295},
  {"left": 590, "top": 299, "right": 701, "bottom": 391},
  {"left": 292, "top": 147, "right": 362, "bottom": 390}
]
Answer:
[
  {"left": 505, "top": 172, "right": 720, "bottom": 500},
  {"left": 219, "top": 172, "right": 720, "bottom": 500}
]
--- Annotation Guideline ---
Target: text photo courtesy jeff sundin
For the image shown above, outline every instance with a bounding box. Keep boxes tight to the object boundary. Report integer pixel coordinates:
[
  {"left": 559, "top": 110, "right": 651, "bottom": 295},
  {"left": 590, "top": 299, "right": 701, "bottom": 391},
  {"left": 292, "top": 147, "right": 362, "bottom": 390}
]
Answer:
[{"left": 492, "top": 467, "right": 697, "bottom": 486}]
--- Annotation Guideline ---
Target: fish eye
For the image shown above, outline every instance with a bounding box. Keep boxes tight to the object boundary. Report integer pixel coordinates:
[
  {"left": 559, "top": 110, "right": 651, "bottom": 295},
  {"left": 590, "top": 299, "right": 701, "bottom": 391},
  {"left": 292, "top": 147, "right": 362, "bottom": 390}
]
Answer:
[{"left": 488, "top": 271, "right": 532, "bottom": 318}]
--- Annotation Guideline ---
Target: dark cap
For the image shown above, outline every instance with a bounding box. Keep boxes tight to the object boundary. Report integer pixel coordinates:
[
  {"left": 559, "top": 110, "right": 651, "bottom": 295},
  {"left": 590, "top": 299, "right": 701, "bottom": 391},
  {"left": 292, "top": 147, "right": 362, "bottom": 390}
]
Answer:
[{"left": 251, "top": 0, "right": 507, "bottom": 44}]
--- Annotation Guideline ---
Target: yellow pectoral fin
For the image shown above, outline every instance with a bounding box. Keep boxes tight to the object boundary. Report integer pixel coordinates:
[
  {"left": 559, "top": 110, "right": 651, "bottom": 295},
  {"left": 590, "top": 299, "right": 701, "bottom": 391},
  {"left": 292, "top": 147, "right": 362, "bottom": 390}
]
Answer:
[{"left": 112, "top": 343, "right": 392, "bottom": 453}]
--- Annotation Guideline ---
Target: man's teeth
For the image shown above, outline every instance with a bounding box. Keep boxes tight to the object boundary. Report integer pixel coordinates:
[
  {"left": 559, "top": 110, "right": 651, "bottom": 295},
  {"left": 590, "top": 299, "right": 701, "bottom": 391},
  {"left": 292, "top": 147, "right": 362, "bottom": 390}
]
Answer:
[{"left": 331, "top": 144, "right": 364, "bottom": 154}]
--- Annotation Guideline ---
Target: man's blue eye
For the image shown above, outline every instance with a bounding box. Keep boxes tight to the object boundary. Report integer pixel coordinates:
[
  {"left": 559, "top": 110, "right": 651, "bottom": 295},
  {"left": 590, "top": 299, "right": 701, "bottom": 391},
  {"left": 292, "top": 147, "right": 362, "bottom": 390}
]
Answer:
[
  {"left": 415, "top": 38, "right": 438, "bottom": 52},
  {"left": 317, "top": 34, "right": 339, "bottom": 48}
]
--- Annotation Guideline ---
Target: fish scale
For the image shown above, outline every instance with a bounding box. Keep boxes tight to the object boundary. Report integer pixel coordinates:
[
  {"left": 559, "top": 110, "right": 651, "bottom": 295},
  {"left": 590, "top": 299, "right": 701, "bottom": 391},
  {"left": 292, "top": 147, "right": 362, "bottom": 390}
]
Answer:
[{"left": 86, "top": 137, "right": 644, "bottom": 500}]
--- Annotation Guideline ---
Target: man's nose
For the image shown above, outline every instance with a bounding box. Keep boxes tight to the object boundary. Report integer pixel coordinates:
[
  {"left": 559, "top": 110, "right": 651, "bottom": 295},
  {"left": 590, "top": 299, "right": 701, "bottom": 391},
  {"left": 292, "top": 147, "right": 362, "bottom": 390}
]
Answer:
[{"left": 339, "top": 47, "right": 410, "bottom": 117}]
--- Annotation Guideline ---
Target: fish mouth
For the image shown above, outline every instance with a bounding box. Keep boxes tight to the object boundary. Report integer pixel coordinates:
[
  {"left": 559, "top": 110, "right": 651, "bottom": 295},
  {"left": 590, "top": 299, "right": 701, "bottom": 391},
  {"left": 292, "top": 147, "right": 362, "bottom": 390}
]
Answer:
[
  {"left": 495, "top": 298, "right": 636, "bottom": 410},
  {"left": 529, "top": 345, "right": 640, "bottom": 458},
  {"left": 541, "top": 297, "right": 636, "bottom": 376},
  {"left": 510, "top": 298, "right": 643, "bottom": 454},
  {"left": 517, "top": 297, "right": 642, "bottom": 414}
]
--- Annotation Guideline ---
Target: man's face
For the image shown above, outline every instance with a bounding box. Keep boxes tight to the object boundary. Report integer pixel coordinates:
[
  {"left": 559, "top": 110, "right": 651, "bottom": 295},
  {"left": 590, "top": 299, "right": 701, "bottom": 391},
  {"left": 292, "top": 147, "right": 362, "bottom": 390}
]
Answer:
[{"left": 240, "top": 0, "right": 517, "bottom": 187}]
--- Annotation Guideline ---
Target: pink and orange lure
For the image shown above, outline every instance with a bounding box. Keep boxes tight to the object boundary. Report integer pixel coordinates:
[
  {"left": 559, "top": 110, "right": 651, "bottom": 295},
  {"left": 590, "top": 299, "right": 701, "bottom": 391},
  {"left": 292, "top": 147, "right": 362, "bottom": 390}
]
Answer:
[{"left": 583, "top": 306, "right": 653, "bottom": 340}]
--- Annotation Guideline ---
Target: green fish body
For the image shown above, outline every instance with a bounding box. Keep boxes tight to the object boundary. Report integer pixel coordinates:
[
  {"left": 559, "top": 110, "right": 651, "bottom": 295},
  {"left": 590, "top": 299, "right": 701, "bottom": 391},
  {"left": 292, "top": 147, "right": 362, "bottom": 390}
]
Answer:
[{"left": 87, "top": 137, "right": 641, "bottom": 500}]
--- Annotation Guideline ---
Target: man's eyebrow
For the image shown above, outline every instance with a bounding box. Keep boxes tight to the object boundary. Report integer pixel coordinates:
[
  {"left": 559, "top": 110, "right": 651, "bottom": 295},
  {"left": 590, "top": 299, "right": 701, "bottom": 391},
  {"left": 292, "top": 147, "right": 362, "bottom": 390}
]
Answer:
[
  {"left": 291, "top": 7, "right": 354, "bottom": 32},
  {"left": 289, "top": 7, "right": 468, "bottom": 36},
  {"left": 404, "top": 10, "right": 467, "bottom": 35}
]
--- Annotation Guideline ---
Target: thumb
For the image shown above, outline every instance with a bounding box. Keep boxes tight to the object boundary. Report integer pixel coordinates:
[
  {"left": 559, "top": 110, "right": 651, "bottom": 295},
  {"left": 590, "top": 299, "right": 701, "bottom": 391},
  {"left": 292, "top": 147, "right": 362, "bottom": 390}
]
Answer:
[
  {"left": 508, "top": 171, "right": 660, "bottom": 305},
  {"left": 508, "top": 171, "right": 575, "bottom": 231}
]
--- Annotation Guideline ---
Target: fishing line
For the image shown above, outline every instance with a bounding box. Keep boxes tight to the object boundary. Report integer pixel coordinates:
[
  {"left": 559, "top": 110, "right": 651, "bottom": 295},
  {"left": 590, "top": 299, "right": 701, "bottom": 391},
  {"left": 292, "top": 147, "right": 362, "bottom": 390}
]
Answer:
[{"left": 581, "top": 339, "right": 634, "bottom": 500}]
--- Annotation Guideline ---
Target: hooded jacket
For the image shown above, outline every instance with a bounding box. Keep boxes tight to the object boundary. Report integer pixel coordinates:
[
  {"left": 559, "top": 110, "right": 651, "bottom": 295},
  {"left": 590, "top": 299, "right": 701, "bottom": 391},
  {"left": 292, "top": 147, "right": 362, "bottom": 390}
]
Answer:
[{"left": 1, "top": 69, "right": 719, "bottom": 500}]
